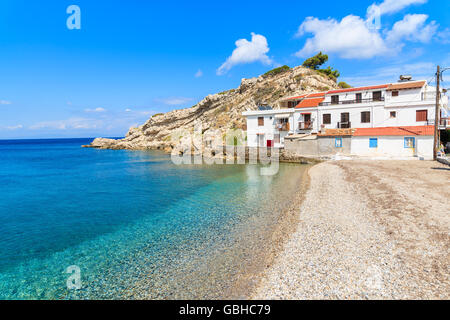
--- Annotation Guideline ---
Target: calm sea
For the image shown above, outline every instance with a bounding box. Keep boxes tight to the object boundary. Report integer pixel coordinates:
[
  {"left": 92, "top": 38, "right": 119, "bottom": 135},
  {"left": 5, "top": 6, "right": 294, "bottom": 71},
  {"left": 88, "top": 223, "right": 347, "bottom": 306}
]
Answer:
[{"left": 0, "top": 138, "right": 307, "bottom": 299}]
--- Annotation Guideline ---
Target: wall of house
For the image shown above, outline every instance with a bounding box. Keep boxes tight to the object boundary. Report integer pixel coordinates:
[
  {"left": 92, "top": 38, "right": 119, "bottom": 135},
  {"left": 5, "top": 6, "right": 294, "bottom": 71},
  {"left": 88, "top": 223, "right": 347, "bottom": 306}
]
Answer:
[
  {"left": 293, "top": 109, "right": 319, "bottom": 133},
  {"left": 381, "top": 105, "right": 435, "bottom": 127},
  {"left": 245, "top": 113, "right": 294, "bottom": 147},
  {"left": 351, "top": 135, "right": 434, "bottom": 159},
  {"left": 318, "top": 136, "right": 352, "bottom": 155},
  {"left": 321, "top": 89, "right": 385, "bottom": 104},
  {"left": 317, "top": 103, "right": 384, "bottom": 130},
  {"left": 284, "top": 136, "right": 351, "bottom": 156},
  {"left": 385, "top": 87, "right": 423, "bottom": 104}
]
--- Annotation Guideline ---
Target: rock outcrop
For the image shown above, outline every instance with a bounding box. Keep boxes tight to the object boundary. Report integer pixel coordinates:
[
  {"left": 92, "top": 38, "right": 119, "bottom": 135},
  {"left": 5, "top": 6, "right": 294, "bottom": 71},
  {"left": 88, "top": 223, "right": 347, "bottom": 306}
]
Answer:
[{"left": 84, "top": 66, "right": 338, "bottom": 152}]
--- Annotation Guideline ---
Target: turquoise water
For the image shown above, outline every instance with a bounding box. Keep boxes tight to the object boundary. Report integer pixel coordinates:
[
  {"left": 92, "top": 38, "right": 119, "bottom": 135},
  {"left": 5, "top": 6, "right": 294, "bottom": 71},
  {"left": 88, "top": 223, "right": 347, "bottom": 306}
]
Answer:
[{"left": 0, "top": 138, "right": 306, "bottom": 299}]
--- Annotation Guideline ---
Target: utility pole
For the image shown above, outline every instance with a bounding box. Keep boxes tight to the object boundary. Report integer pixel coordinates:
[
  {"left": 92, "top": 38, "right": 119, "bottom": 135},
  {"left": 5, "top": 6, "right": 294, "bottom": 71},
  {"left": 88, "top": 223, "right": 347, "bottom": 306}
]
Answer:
[{"left": 434, "top": 65, "right": 440, "bottom": 160}]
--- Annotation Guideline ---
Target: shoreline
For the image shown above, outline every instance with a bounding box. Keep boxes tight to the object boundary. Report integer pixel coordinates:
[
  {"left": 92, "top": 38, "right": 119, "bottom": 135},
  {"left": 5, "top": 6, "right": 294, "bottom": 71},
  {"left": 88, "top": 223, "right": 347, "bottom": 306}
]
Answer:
[
  {"left": 228, "top": 163, "right": 313, "bottom": 299},
  {"left": 252, "top": 160, "right": 450, "bottom": 299}
]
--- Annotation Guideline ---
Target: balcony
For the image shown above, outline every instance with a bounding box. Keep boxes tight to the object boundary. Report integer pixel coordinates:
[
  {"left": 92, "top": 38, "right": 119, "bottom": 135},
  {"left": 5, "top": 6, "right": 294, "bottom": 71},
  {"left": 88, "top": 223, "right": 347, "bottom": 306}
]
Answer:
[
  {"left": 298, "top": 121, "right": 313, "bottom": 130},
  {"left": 337, "top": 121, "right": 351, "bottom": 129},
  {"left": 319, "top": 97, "right": 385, "bottom": 106},
  {"left": 276, "top": 122, "right": 290, "bottom": 131}
]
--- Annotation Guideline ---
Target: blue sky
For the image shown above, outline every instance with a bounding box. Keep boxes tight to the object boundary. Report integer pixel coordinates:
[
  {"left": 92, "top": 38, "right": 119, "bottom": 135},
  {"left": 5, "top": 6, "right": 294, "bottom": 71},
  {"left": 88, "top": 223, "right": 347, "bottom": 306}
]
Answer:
[{"left": 0, "top": 0, "right": 449, "bottom": 139}]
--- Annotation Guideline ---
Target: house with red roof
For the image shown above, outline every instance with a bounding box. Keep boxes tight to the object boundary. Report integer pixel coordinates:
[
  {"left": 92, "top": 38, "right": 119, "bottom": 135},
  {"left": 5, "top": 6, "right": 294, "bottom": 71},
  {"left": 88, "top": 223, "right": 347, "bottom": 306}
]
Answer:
[{"left": 243, "top": 77, "right": 448, "bottom": 158}]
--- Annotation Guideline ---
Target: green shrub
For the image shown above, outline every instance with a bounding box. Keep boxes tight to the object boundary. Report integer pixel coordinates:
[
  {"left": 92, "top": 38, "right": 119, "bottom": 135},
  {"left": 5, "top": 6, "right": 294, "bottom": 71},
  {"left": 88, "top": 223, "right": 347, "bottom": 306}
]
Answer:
[
  {"left": 263, "top": 65, "right": 290, "bottom": 78},
  {"left": 338, "top": 81, "right": 352, "bottom": 89}
]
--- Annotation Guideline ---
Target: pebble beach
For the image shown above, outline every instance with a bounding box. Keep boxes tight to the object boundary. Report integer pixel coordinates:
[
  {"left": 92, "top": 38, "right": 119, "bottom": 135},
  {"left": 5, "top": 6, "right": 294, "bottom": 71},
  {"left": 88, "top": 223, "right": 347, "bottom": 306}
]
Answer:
[{"left": 253, "top": 160, "right": 450, "bottom": 299}]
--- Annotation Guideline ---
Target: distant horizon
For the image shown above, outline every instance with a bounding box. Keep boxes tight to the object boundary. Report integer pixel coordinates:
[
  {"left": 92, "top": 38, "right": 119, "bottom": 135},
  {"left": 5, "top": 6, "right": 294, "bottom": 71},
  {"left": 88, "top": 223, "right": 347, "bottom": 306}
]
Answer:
[{"left": 0, "top": 136, "right": 124, "bottom": 141}]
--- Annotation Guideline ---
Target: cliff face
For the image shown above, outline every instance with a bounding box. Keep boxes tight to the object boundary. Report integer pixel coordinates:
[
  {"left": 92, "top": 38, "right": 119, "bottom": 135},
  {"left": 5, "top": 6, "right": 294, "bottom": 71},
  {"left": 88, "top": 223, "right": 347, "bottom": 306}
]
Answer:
[{"left": 87, "top": 66, "right": 338, "bottom": 151}]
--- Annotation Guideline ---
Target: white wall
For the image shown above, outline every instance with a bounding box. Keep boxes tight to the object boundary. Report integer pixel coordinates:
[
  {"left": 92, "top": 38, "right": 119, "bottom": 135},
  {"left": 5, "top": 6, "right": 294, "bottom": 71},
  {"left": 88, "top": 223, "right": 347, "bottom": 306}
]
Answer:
[
  {"left": 317, "top": 103, "right": 384, "bottom": 130},
  {"left": 351, "top": 135, "right": 433, "bottom": 159},
  {"left": 321, "top": 89, "right": 385, "bottom": 104},
  {"left": 245, "top": 111, "right": 294, "bottom": 147},
  {"left": 293, "top": 109, "right": 318, "bottom": 133}
]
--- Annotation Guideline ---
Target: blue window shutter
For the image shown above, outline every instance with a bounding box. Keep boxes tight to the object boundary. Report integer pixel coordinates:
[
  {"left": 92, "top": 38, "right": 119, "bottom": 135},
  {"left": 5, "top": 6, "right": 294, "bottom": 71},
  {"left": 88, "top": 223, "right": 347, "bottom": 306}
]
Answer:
[{"left": 369, "top": 138, "right": 378, "bottom": 148}]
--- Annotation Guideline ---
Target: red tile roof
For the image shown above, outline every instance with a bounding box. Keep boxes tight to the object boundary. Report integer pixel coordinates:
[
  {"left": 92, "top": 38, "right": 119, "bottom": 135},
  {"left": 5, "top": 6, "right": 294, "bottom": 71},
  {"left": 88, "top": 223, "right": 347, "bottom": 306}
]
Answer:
[
  {"left": 353, "top": 125, "right": 434, "bottom": 136},
  {"left": 283, "top": 92, "right": 326, "bottom": 101},
  {"left": 318, "top": 128, "right": 355, "bottom": 136},
  {"left": 283, "top": 94, "right": 308, "bottom": 100},
  {"left": 387, "top": 81, "right": 425, "bottom": 91},
  {"left": 306, "top": 92, "right": 326, "bottom": 98},
  {"left": 327, "top": 84, "right": 389, "bottom": 94},
  {"left": 295, "top": 97, "right": 324, "bottom": 108}
]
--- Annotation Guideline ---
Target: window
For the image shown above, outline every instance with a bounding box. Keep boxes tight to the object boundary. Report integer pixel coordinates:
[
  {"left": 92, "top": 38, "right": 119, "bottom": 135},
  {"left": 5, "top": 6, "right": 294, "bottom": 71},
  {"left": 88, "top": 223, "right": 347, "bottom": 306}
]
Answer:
[
  {"left": 373, "top": 91, "right": 382, "bottom": 101},
  {"left": 390, "top": 111, "right": 397, "bottom": 118},
  {"left": 288, "top": 101, "right": 296, "bottom": 108},
  {"left": 258, "top": 117, "right": 264, "bottom": 126},
  {"left": 356, "top": 93, "right": 362, "bottom": 103},
  {"left": 335, "top": 137, "right": 343, "bottom": 148},
  {"left": 331, "top": 95, "right": 339, "bottom": 104},
  {"left": 323, "top": 113, "right": 331, "bottom": 124},
  {"left": 340, "top": 112, "right": 350, "bottom": 128},
  {"left": 369, "top": 138, "right": 378, "bottom": 148},
  {"left": 274, "top": 134, "right": 280, "bottom": 144},
  {"left": 392, "top": 90, "right": 399, "bottom": 97},
  {"left": 404, "top": 137, "right": 415, "bottom": 148},
  {"left": 416, "top": 110, "right": 427, "bottom": 122},
  {"left": 361, "top": 111, "right": 371, "bottom": 123}
]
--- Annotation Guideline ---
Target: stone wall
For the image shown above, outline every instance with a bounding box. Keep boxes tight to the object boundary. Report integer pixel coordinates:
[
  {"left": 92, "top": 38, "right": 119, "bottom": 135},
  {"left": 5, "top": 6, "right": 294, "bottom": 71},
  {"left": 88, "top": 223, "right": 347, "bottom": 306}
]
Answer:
[{"left": 284, "top": 136, "right": 352, "bottom": 157}]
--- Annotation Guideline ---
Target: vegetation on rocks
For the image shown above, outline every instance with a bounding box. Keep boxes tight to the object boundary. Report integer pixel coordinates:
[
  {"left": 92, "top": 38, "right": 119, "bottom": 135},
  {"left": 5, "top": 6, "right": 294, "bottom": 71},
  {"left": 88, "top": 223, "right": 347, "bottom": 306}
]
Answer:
[
  {"left": 338, "top": 81, "right": 352, "bottom": 89},
  {"left": 262, "top": 65, "right": 291, "bottom": 78}
]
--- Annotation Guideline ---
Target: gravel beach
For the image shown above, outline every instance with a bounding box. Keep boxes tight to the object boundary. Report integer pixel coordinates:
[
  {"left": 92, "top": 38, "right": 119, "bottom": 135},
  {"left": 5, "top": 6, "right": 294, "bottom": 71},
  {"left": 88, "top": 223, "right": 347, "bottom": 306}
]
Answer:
[{"left": 252, "top": 160, "right": 450, "bottom": 299}]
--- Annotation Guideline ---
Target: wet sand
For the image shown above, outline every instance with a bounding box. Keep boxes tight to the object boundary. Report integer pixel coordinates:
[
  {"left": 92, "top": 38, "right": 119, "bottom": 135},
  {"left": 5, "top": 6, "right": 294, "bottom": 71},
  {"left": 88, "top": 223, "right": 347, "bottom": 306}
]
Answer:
[{"left": 253, "top": 160, "right": 450, "bottom": 299}]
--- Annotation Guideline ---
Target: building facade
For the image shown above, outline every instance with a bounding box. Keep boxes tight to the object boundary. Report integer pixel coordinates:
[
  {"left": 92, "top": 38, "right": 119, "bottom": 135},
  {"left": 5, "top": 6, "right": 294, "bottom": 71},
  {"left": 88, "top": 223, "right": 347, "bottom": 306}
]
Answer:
[{"left": 243, "top": 79, "right": 448, "bottom": 159}]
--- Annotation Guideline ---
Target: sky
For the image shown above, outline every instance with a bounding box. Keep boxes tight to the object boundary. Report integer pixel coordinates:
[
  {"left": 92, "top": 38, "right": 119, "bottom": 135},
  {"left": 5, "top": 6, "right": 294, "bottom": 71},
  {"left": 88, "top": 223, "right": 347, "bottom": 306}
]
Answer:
[{"left": 0, "top": 0, "right": 449, "bottom": 139}]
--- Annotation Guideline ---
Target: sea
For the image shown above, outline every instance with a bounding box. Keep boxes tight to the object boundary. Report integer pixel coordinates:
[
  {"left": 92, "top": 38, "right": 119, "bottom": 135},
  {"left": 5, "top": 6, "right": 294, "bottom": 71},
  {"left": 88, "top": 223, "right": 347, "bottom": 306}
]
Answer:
[{"left": 0, "top": 138, "right": 308, "bottom": 299}]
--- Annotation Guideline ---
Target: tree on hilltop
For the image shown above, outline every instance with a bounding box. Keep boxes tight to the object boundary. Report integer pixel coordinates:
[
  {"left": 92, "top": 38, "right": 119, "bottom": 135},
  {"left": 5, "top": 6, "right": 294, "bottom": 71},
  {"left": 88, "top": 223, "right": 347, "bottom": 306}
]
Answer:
[
  {"left": 302, "top": 52, "right": 328, "bottom": 70},
  {"left": 302, "top": 52, "right": 340, "bottom": 81}
]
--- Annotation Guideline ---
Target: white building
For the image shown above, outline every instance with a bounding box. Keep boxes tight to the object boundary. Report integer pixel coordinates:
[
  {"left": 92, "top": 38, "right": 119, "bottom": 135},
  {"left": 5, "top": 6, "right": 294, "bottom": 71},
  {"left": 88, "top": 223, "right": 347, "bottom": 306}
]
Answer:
[
  {"left": 243, "top": 79, "right": 448, "bottom": 159},
  {"left": 243, "top": 108, "right": 294, "bottom": 148},
  {"left": 351, "top": 126, "right": 434, "bottom": 160}
]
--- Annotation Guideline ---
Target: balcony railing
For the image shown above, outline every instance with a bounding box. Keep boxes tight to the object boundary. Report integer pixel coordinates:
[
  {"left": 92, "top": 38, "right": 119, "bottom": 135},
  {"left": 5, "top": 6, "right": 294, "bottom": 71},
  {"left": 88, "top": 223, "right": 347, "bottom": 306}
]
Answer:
[
  {"left": 319, "top": 97, "right": 384, "bottom": 106},
  {"left": 298, "top": 121, "right": 313, "bottom": 130},
  {"left": 337, "top": 121, "right": 351, "bottom": 129},
  {"left": 276, "top": 122, "right": 290, "bottom": 131}
]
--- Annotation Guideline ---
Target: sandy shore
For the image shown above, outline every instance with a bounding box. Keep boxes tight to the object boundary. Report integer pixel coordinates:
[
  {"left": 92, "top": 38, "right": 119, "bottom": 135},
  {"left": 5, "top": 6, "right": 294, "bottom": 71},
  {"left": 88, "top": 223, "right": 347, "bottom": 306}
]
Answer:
[{"left": 252, "top": 160, "right": 450, "bottom": 299}]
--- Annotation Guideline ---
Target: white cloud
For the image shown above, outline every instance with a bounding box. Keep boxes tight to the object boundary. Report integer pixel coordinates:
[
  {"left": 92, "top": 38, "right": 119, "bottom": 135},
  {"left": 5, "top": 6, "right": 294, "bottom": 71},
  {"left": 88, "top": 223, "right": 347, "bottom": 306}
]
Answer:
[
  {"left": 295, "top": 0, "right": 440, "bottom": 60},
  {"left": 157, "top": 97, "right": 193, "bottom": 106},
  {"left": 295, "top": 15, "right": 389, "bottom": 59},
  {"left": 0, "top": 100, "right": 12, "bottom": 105},
  {"left": 436, "top": 28, "right": 450, "bottom": 44},
  {"left": 30, "top": 117, "right": 102, "bottom": 130},
  {"left": 340, "top": 61, "right": 435, "bottom": 86},
  {"left": 386, "top": 14, "right": 437, "bottom": 44},
  {"left": 367, "top": 0, "right": 427, "bottom": 21},
  {"left": 195, "top": 69, "right": 203, "bottom": 78},
  {"left": 4, "top": 124, "right": 23, "bottom": 130},
  {"left": 125, "top": 108, "right": 132, "bottom": 112},
  {"left": 217, "top": 33, "right": 273, "bottom": 75},
  {"left": 84, "top": 107, "right": 106, "bottom": 113}
]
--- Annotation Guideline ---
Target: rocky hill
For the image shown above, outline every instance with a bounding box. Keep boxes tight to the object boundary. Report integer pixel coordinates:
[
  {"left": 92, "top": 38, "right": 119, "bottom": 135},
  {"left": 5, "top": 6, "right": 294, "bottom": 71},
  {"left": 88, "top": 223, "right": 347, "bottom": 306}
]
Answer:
[{"left": 86, "top": 65, "right": 338, "bottom": 152}]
